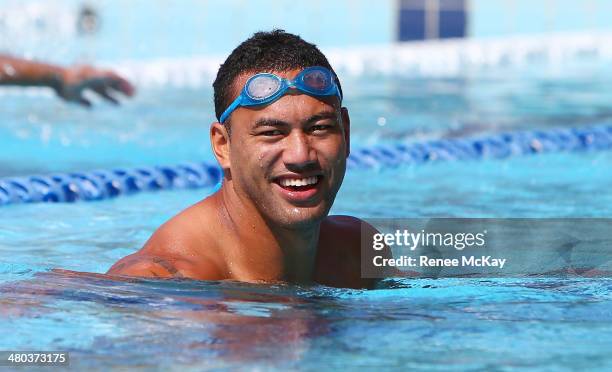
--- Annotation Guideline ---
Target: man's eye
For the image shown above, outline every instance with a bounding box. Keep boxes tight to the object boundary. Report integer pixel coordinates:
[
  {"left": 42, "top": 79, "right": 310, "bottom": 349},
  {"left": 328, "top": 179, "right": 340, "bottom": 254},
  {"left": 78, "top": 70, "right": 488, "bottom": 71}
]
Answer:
[
  {"left": 260, "top": 130, "right": 283, "bottom": 136},
  {"left": 310, "top": 124, "right": 332, "bottom": 133}
]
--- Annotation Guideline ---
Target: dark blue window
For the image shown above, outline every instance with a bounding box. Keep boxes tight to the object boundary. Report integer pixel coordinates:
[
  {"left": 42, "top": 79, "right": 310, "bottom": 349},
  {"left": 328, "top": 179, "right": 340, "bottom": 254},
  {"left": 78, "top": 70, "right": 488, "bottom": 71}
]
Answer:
[
  {"left": 399, "top": 9, "right": 426, "bottom": 41},
  {"left": 439, "top": 9, "right": 466, "bottom": 38},
  {"left": 398, "top": 0, "right": 467, "bottom": 41}
]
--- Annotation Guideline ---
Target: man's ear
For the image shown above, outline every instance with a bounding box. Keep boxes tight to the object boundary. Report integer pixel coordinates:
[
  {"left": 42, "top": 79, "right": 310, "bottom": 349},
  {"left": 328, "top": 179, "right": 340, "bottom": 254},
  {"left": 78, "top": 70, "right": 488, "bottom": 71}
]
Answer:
[
  {"left": 341, "top": 107, "right": 350, "bottom": 158},
  {"left": 210, "top": 122, "right": 231, "bottom": 170}
]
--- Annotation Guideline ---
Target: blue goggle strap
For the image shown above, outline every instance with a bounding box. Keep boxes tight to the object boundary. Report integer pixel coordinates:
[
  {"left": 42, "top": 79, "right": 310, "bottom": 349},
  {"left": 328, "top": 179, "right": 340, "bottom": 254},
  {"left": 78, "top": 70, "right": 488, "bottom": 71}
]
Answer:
[{"left": 219, "top": 94, "right": 244, "bottom": 123}]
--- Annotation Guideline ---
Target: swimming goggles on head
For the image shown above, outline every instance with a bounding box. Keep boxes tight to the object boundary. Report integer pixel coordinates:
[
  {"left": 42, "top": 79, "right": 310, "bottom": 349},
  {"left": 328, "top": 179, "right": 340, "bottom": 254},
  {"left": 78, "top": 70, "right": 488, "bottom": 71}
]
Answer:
[{"left": 219, "top": 66, "right": 342, "bottom": 123}]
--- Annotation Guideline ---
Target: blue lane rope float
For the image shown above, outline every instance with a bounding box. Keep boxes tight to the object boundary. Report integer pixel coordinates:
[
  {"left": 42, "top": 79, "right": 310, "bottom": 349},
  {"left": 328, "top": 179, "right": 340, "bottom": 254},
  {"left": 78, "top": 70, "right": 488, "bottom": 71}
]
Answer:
[
  {"left": 1, "top": 124, "right": 612, "bottom": 206},
  {"left": 346, "top": 124, "right": 612, "bottom": 169},
  {"left": 0, "top": 163, "right": 221, "bottom": 206}
]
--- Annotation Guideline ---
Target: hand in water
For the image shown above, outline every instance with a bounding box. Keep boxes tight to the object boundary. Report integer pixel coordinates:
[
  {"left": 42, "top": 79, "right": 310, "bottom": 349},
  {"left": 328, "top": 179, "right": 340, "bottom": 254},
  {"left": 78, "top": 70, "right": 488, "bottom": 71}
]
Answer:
[{"left": 55, "top": 65, "right": 135, "bottom": 107}]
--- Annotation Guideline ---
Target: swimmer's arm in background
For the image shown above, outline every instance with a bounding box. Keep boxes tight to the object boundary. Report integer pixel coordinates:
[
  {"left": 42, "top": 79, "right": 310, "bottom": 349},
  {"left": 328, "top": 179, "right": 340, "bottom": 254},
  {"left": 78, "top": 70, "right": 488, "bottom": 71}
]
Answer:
[
  {"left": 0, "top": 55, "right": 64, "bottom": 89},
  {"left": 0, "top": 54, "right": 135, "bottom": 107}
]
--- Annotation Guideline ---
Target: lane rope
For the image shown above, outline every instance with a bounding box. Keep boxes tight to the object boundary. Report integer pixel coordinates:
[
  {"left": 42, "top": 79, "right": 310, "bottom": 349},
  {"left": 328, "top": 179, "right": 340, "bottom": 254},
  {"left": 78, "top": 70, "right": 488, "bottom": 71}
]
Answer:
[
  {"left": 0, "top": 163, "right": 221, "bottom": 205},
  {"left": 1, "top": 124, "right": 611, "bottom": 205},
  {"left": 347, "top": 124, "right": 612, "bottom": 169}
]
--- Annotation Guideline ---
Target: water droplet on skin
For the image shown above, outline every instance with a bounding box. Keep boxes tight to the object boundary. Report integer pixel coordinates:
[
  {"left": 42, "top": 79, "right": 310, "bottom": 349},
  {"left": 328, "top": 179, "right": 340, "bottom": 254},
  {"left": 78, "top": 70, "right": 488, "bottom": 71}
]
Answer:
[{"left": 258, "top": 154, "right": 264, "bottom": 168}]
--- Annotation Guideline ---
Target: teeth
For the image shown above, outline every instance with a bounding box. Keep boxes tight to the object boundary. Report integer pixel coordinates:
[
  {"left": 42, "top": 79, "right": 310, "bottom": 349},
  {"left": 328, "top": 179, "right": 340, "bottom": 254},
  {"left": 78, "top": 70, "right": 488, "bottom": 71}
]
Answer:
[{"left": 279, "top": 176, "right": 318, "bottom": 187}]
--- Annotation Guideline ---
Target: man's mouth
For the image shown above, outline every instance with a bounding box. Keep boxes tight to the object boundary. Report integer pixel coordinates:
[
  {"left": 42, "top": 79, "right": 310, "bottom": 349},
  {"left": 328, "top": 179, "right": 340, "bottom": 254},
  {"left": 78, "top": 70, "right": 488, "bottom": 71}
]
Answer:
[
  {"left": 277, "top": 176, "right": 320, "bottom": 191},
  {"left": 272, "top": 175, "right": 323, "bottom": 202}
]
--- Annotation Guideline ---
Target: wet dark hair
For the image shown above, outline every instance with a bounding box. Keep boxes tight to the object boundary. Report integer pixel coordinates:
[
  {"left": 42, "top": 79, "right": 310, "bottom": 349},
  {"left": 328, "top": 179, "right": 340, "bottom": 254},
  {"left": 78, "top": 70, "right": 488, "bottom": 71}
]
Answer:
[{"left": 213, "top": 29, "right": 342, "bottom": 129}]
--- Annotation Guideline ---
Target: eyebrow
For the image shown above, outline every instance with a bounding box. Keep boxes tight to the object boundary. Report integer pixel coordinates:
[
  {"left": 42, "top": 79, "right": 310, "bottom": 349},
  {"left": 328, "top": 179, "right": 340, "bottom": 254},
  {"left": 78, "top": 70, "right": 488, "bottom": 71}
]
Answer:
[
  {"left": 304, "top": 111, "right": 339, "bottom": 125},
  {"left": 252, "top": 118, "right": 291, "bottom": 130},
  {"left": 252, "top": 111, "right": 339, "bottom": 130}
]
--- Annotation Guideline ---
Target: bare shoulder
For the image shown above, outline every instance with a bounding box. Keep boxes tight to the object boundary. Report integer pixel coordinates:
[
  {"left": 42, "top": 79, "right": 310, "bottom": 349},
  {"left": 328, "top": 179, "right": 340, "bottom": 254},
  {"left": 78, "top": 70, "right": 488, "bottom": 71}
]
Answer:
[
  {"left": 315, "top": 215, "right": 379, "bottom": 288},
  {"left": 316, "top": 215, "right": 392, "bottom": 288},
  {"left": 107, "top": 198, "right": 226, "bottom": 280},
  {"left": 320, "top": 215, "right": 383, "bottom": 258},
  {"left": 321, "top": 215, "right": 377, "bottom": 239}
]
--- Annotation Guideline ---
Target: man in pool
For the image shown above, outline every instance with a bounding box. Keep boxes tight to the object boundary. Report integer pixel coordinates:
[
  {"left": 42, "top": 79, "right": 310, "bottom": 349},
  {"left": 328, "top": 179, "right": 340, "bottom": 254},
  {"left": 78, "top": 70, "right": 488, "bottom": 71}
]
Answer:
[{"left": 107, "top": 30, "right": 388, "bottom": 288}]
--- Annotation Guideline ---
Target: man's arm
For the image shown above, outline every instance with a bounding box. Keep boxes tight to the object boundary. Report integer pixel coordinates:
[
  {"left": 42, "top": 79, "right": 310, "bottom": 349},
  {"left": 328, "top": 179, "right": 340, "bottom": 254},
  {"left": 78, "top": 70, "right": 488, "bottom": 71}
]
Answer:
[
  {"left": 106, "top": 222, "right": 225, "bottom": 280},
  {"left": 0, "top": 55, "right": 64, "bottom": 88},
  {"left": 107, "top": 252, "right": 227, "bottom": 280},
  {"left": 107, "top": 254, "right": 187, "bottom": 278},
  {"left": 0, "top": 54, "right": 135, "bottom": 106}
]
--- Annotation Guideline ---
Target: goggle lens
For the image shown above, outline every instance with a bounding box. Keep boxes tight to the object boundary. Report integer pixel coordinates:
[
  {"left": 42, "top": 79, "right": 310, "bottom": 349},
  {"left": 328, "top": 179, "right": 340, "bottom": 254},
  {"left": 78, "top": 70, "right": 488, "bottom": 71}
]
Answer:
[
  {"left": 219, "top": 67, "right": 340, "bottom": 123},
  {"left": 246, "top": 75, "right": 281, "bottom": 100},
  {"left": 302, "top": 69, "right": 332, "bottom": 91}
]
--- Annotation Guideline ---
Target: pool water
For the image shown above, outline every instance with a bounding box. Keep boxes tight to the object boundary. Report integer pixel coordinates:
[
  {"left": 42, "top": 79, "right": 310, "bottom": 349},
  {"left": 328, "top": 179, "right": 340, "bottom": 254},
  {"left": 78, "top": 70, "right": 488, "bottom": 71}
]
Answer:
[
  {"left": 2, "top": 62, "right": 612, "bottom": 369},
  {"left": 2, "top": 274, "right": 611, "bottom": 370}
]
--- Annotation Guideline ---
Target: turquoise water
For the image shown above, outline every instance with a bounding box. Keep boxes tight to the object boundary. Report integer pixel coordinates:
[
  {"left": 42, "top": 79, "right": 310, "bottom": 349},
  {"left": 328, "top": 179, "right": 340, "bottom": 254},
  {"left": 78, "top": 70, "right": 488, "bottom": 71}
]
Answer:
[
  {"left": 2, "top": 275, "right": 611, "bottom": 370},
  {"left": 2, "top": 70, "right": 612, "bottom": 369}
]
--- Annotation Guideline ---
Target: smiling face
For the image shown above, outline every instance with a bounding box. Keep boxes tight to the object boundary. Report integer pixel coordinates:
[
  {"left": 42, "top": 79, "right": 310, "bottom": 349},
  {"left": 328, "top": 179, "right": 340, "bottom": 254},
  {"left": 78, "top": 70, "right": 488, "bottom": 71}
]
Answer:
[{"left": 215, "top": 69, "right": 350, "bottom": 230}]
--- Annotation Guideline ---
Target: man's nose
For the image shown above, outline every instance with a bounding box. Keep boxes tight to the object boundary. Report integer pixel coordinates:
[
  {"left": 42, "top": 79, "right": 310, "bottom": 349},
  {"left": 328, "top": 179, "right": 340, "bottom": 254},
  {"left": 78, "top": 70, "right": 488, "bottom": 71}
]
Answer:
[{"left": 283, "top": 130, "right": 317, "bottom": 170}]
